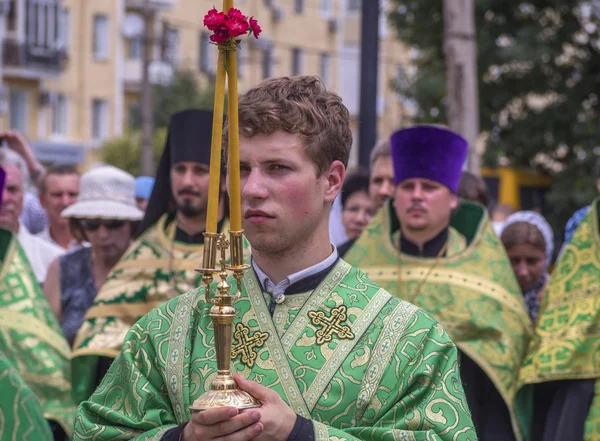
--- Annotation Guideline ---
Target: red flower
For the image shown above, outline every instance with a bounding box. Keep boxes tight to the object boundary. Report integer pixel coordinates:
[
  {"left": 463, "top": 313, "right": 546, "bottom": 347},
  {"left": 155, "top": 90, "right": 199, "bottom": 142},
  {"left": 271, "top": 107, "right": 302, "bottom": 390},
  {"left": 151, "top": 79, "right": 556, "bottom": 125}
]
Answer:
[
  {"left": 227, "top": 16, "right": 250, "bottom": 38},
  {"left": 248, "top": 17, "right": 262, "bottom": 39},
  {"left": 210, "top": 26, "right": 230, "bottom": 44},
  {"left": 227, "top": 8, "right": 246, "bottom": 21},
  {"left": 204, "top": 8, "right": 225, "bottom": 31}
]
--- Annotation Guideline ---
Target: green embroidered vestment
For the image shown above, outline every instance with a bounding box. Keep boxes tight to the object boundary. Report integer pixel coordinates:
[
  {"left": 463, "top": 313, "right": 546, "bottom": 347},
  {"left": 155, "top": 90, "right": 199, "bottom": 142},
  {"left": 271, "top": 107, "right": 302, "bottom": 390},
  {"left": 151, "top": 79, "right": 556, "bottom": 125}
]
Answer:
[
  {"left": 519, "top": 197, "right": 600, "bottom": 440},
  {"left": 74, "top": 261, "right": 477, "bottom": 440},
  {"left": 0, "top": 228, "right": 75, "bottom": 436},
  {"left": 0, "top": 352, "right": 54, "bottom": 441},
  {"left": 344, "top": 201, "right": 532, "bottom": 441}
]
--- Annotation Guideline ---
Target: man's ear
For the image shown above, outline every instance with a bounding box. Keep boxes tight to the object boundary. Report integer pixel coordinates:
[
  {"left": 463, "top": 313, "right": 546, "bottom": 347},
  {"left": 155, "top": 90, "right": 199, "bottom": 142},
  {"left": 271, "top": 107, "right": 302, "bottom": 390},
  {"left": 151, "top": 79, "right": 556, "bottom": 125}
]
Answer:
[
  {"left": 324, "top": 160, "right": 345, "bottom": 204},
  {"left": 449, "top": 192, "right": 458, "bottom": 210}
]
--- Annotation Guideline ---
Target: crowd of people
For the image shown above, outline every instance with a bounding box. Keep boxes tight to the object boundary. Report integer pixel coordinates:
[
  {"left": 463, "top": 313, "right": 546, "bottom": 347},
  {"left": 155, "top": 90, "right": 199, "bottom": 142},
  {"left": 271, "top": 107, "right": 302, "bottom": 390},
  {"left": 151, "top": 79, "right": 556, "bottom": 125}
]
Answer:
[{"left": 0, "top": 74, "right": 599, "bottom": 441}]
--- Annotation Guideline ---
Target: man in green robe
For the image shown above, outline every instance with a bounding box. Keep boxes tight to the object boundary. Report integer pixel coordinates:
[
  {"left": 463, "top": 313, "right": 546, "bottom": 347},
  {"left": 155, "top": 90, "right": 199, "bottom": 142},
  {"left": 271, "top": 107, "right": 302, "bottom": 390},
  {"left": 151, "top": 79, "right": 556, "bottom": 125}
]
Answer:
[
  {"left": 519, "top": 197, "right": 600, "bottom": 441},
  {"left": 74, "top": 76, "right": 476, "bottom": 441},
  {"left": 71, "top": 109, "right": 237, "bottom": 402},
  {"left": 344, "top": 126, "right": 532, "bottom": 441},
  {"left": 0, "top": 352, "right": 54, "bottom": 441},
  {"left": 0, "top": 222, "right": 76, "bottom": 438}
]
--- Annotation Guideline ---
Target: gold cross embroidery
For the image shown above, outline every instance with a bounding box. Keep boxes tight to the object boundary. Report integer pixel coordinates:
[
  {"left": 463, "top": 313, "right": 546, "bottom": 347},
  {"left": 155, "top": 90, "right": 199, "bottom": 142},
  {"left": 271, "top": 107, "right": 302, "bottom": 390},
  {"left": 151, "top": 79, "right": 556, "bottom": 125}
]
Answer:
[
  {"left": 308, "top": 305, "right": 355, "bottom": 345},
  {"left": 231, "top": 323, "right": 269, "bottom": 368}
]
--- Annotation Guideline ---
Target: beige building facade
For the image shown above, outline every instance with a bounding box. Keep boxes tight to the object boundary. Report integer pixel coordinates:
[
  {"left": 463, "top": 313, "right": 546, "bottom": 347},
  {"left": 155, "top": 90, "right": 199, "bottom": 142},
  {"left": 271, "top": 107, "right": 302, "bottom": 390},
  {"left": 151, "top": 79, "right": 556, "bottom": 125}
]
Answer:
[{"left": 0, "top": 0, "right": 409, "bottom": 168}]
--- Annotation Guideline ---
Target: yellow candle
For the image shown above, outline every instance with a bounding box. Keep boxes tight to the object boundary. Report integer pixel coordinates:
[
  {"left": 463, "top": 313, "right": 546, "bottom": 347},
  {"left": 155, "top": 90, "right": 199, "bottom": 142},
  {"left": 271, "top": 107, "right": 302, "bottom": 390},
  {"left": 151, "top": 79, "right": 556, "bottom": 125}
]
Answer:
[
  {"left": 227, "top": 46, "right": 242, "bottom": 231},
  {"left": 205, "top": 48, "right": 227, "bottom": 233}
]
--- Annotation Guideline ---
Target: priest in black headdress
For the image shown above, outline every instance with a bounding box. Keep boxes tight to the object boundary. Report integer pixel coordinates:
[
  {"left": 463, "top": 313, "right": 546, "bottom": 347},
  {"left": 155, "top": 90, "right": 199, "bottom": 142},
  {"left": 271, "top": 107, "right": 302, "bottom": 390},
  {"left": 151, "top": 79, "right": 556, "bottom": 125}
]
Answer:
[{"left": 71, "top": 109, "right": 233, "bottom": 403}]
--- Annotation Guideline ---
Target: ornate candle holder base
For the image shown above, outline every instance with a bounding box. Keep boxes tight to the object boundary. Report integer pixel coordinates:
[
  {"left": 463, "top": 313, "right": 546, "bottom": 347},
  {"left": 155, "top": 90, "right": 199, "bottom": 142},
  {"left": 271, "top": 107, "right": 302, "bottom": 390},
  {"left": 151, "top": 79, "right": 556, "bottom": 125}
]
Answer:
[
  {"left": 190, "top": 230, "right": 259, "bottom": 412},
  {"left": 189, "top": 378, "right": 261, "bottom": 411}
]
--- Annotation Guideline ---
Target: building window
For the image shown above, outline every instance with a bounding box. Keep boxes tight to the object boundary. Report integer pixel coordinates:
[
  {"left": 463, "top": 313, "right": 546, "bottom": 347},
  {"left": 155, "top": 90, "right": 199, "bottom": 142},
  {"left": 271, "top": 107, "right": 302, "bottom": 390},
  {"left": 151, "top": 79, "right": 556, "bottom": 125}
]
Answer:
[
  {"left": 347, "top": 0, "right": 361, "bottom": 12},
  {"left": 291, "top": 48, "right": 303, "bottom": 76},
  {"left": 127, "top": 103, "right": 141, "bottom": 130},
  {"left": 93, "top": 15, "right": 110, "bottom": 60},
  {"left": 57, "top": 8, "right": 70, "bottom": 50},
  {"left": 320, "top": 0, "right": 333, "bottom": 17},
  {"left": 9, "top": 89, "right": 28, "bottom": 134},
  {"left": 128, "top": 37, "right": 142, "bottom": 60},
  {"left": 199, "top": 32, "right": 216, "bottom": 74},
  {"left": 91, "top": 99, "right": 109, "bottom": 140},
  {"left": 320, "top": 53, "right": 331, "bottom": 85},
  {"left": 51, "top": 94, "right": 68, "bottom": 136},
  {"left": 7, "top": 0, "right": 17, "bottom": 32},
  {"left": 237, "top": 50, "right": 244, "bottom": 80},
  {"left": 27, "top": 0, "right": 63, "bottom": 51},
  {"left": 262, "top": 47, "right": 273, "bottom": 79},
  {"left": 294, "top": 0, "right": 304, "bottom": 13},
  {"left": 163, "top": 25, "right": 180, "bottom": 66}
]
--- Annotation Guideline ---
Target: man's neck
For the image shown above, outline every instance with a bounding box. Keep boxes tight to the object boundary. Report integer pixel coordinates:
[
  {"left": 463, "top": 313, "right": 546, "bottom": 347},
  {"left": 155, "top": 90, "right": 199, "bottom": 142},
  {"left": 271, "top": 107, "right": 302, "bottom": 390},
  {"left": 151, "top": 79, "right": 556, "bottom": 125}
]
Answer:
[
  {"left": 400, "top": 225, "right": 448, "bottom": 254},
  {"left": 252, "top": 230, "right": 332, "bottom": 285},
  {"left": 175, "top": 212, "right": 207, "bottom": 236},
  {"left": 49, "top": 223, "right": 74, "bottom": 250}
]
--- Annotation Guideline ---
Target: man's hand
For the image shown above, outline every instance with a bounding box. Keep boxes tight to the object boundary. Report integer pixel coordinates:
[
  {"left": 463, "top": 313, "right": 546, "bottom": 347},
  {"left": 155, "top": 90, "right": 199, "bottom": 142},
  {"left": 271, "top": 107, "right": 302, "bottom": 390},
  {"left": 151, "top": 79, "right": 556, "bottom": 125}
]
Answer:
[
  {"left": 235, "top": 374, "right": 298, "bottom": 441},
  {"left": 182, "top": 406, "right": 263, "bottom": 441},
  {"left": 1, "top": 131, "right": 44, "bottom": 186},
  {"left": 2, "top": 131, "right": 35, "bottom": 163}
]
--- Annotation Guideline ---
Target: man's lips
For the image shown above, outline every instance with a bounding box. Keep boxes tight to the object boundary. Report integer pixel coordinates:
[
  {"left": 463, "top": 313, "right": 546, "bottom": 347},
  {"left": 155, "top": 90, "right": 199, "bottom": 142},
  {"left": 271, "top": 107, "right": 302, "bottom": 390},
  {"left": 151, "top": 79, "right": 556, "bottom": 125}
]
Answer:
[{"left": 244, "top": 210, "right": 274, "bottom": 223}]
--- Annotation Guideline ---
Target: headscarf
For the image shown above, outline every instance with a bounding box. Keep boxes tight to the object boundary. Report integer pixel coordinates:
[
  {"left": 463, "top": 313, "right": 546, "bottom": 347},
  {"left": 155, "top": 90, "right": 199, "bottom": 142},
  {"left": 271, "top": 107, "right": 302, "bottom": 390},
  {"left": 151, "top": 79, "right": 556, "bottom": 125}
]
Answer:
[
  {"left": 501, "top": 211, "right": 554, "bottom": 322},
  {"left": 138, "top": 109, "right": 214, "bottom": 236}
]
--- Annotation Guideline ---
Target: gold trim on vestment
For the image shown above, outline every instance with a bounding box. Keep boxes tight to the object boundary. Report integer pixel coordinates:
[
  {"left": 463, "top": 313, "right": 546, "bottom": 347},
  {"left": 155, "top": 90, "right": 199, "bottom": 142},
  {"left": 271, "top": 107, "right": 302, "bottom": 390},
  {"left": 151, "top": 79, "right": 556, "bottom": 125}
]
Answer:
[
  {"left": 0, "top": 309, "right": 70, "bottom": 358},
  {"left": 70, "top": 347, "right": 121, "bottom": 359},
  {"left": 84, "top": 301, "right": 169, "bottom": 319},
  {"left": 244, "top": 271, "right": 311, "bottom": 417},
  {"left": 362, "top": 265, "right": 533, "bottom": 327}
]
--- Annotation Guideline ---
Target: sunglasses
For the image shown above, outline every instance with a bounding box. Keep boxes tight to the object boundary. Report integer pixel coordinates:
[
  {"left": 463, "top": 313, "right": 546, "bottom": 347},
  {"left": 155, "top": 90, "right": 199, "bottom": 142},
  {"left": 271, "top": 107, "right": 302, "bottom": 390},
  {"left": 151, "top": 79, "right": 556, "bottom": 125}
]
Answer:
[{"left": 80, "top": 219, "right": 126, "bottom": 232}]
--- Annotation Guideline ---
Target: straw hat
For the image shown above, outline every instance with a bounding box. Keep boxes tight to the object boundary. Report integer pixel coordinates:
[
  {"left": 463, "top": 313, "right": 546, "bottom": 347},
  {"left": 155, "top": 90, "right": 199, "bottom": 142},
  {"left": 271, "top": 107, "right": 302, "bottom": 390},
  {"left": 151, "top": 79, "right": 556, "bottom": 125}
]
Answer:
[{"left": 61, "top": 165, "right": 144, "bottom": 220}]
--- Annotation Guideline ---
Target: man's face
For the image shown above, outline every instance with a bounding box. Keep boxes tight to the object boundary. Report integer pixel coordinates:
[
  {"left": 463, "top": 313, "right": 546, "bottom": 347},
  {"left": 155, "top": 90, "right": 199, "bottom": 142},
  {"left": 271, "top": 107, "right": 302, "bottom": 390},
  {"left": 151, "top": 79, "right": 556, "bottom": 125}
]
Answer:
[
  {"left": 237, "top": 131, "right": 342, "bottom": 255},
  {"left": 39, "top": 173, "right": 80, "bottom": 228},
  {"left": 393, "top": 178, "right": 457, "bottom": 236},
  {"left": 170, "top": 161, "right": 210, "bottom": 218},
  {"left": 369, "top": 156, "right": 394, "bottom": 211},
  {"left": 0, "top": 165, "right": 24, "bottom": 232}
]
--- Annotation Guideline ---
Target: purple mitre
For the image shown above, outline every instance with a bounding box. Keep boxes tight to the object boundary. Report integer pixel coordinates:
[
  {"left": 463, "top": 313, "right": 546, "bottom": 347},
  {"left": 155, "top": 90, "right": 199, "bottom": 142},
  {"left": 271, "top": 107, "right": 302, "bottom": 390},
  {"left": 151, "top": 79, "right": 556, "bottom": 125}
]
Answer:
[{"left": 390, "top": 125, "right": 468, "bottom": 193}]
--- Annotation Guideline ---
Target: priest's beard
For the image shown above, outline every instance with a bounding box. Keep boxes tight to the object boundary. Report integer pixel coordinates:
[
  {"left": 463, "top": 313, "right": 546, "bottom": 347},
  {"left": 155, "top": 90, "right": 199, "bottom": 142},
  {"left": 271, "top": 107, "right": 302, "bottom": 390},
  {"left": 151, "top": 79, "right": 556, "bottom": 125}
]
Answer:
[{"left": 177, "top": 200, "right": 204, "bottom": 218}]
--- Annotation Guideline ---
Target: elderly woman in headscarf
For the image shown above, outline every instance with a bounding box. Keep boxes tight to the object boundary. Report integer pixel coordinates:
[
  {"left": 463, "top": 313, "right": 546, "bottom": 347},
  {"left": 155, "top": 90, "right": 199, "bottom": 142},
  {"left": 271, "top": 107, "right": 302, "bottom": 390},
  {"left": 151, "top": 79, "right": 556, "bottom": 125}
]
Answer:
[{"left": 500, "top": 211, "right": 554, "bottom": 323}]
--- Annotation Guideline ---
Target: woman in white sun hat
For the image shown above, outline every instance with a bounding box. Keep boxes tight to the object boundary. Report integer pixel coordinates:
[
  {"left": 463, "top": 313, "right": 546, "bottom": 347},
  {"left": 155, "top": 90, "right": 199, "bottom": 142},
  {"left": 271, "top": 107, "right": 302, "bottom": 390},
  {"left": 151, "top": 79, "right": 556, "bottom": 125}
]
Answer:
[{"left": 43, "top": 165, "right": 144, "bottom": 346}]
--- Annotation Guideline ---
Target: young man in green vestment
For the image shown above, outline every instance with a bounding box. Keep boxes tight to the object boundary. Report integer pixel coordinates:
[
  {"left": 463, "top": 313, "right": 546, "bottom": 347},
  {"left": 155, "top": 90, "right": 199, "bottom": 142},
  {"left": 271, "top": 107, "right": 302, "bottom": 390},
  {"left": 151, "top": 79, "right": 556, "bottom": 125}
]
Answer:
[
  {"left": 71, "top": 109, "right": 238, "bottom": 402},
  {"left": 73, "top": 76, "right": 477, "bottom": 441},
  {"left": 519, "top": 197, "right": 600, "bottom": 441},
  {"left": 0, "top": 166, "right": 76, "bottom": 439},
  {"left": 344, "top": 126, "right": 532, "bottom": 441}
]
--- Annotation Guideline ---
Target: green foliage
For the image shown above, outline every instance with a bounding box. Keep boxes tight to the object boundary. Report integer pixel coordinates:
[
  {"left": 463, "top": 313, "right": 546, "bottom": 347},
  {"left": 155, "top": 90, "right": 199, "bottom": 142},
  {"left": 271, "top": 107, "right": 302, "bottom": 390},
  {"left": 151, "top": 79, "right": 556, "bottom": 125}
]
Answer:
[
  {"left": 389, "top": 1, "right": 600, "bottom": 231},
  {"left": 153, "top": 69, "right": 217, "bottom": 128},
  {"left": 101, "top": 129, "right": 167, "bottom": 176}
]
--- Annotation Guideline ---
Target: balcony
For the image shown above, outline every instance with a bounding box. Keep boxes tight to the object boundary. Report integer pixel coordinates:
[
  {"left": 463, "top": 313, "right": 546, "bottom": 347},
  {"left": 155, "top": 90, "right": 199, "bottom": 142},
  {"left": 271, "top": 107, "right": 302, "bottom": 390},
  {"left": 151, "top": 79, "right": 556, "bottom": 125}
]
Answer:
[
  {"left": 125, "top": 0, "right": 174, "bottom": 10},
  {"left": 124, "top": 58, "right": 174, "bottom": 92},
  {"left": 3, "top": 39, "right": 67, "bottom": 79}
]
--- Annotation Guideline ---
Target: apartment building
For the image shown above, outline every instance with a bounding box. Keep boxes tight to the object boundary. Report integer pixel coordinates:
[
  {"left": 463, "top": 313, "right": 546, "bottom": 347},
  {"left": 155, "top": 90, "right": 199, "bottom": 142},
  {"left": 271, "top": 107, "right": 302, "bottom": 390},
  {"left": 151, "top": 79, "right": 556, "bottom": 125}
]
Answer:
[{"left": 0, "top": 0, "right": 409, "bottom": 168}]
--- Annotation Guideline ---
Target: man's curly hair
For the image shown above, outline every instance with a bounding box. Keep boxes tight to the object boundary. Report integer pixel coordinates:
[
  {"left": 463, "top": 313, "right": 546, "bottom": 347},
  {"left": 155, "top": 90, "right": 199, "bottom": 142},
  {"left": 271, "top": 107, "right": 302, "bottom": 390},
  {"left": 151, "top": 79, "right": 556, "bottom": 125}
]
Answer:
[{"left": 224, "top": 75, "right": 352, "bottom": 175}]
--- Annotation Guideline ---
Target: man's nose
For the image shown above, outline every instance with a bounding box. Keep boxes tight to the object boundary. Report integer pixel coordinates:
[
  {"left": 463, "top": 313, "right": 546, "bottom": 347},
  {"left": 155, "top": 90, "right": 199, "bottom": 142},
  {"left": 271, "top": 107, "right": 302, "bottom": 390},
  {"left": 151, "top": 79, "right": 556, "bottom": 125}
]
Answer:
[{"left": 241, "top": 170, "right": 268, "bottom": 200}]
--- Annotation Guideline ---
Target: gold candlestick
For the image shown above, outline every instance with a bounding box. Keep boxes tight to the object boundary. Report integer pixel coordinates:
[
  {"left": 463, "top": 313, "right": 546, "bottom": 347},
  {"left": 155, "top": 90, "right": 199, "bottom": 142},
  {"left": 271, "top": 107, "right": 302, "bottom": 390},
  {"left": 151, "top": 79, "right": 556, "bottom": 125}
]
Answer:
[{"left": 190, "top": 232, "right": 258, "bottom": 411}]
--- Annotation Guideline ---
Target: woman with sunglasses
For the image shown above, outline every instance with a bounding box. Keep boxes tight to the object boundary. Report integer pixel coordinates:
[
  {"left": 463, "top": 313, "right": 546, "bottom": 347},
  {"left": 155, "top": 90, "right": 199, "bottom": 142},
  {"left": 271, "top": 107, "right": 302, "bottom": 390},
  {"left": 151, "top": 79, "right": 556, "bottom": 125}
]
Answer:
[{"left": 43, "top": 165, "right": 143, "bottom": 346}]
